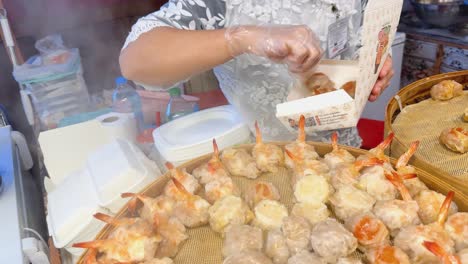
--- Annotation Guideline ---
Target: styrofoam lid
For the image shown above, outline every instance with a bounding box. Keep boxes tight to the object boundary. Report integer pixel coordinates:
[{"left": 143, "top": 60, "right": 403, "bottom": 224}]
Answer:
[
  {"left": 153, "top": 105, "right": 251, "bottom": 161},
  {"left": 47, "top": 169, "right": 100, "bottom": 248},
  {"left": 86, "top": 139, "right": 149, "bottom": 208}
]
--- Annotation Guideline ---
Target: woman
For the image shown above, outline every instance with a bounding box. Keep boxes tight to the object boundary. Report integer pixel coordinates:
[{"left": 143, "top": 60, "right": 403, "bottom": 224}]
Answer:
[{"left": 120, "top": 0, "right": 394, "bottom": 147}]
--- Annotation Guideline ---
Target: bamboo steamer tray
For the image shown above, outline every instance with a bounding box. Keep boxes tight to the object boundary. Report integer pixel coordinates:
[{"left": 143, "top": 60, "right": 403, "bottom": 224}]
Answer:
[
  {"left": 385, "top": 70, "right": 468, "bottom": 192},
  {"left": 77, "top": 142, "right": 468, "bottom": 264}
]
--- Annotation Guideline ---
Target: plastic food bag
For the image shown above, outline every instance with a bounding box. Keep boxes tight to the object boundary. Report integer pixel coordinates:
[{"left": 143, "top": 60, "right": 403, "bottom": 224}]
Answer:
[
  {"left": 34, "top": 34, "right": 66, "bottom": 55},
  {"left": 13, "top": 34, "right": 78, "bottom": 82}
]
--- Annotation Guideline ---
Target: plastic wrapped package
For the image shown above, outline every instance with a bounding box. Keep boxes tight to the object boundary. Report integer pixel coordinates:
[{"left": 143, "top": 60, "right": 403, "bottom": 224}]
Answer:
[
  {"left": 13, "top": 34, "right": 89, "bottom": 130},
  {"left": 222, "top": 225, "right": 263, "bottom": 257},
  {"left": 34, "top": 34, "right": 67, "bottom": 55}
]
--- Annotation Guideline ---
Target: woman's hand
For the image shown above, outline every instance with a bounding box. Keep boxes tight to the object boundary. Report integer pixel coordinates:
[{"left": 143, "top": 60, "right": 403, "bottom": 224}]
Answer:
[
  {"left": 225, "top": 25, "right": 323, "bottom": 74},
  {"left": 369, "top": 56, "right": 394, "bottom": 102}
]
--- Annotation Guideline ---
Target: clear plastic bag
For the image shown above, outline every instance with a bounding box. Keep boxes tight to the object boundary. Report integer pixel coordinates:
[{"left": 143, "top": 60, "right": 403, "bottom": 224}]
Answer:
[
  {"left": 13, "top": 34, "right": 80, "bottom": 83},
  {"left": 34, "top": 34, "right": 66, "bottom": 55}
]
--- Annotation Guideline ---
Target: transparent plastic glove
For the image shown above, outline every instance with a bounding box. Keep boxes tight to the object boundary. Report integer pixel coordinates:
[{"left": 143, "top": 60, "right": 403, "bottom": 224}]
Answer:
[{"left": 225, "top": 25, "right": 324, "bottom": 74}]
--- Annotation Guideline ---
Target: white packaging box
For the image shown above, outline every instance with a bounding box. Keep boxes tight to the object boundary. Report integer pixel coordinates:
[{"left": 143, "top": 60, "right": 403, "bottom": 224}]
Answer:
[{"left": 276, "top": 0, "right": 403, "bottom": 133}]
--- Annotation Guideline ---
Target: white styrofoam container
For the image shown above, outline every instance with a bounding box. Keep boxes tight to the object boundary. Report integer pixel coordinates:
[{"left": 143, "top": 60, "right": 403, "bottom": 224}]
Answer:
[
  {"left": 87, "top": 139, "right": 160, "bottom": 213},
  {"left": 153, "top": 105, "right": 251, "bottom": 166},
  {"left": 46, "top": 169, "right": 108, "bottom": 257},
  {"left": 38, "top": 111, "right": 137, "bottom": 187}
]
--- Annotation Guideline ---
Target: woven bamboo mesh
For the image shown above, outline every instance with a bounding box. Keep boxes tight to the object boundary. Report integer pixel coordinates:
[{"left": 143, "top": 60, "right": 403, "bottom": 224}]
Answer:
[
  {"left": 77, "top": 142, "right": 468, "bottom": 264},
  {"left": 385, "top": 70, "right": 468, "bottom": 192}
]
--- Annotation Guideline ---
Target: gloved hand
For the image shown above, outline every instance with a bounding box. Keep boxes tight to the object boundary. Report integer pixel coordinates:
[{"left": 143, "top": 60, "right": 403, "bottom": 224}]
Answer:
[{"left": 225, "top": 25, "right": 324, "bottom": 74}]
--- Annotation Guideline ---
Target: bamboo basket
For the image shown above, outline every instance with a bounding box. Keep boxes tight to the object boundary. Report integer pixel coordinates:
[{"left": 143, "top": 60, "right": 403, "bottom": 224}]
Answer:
[
  {"left": 77, "top": 142, "right": 468, "bottom": 264},
  {"left": 385, "top": 70, "right": 468, "bottom": 192}
]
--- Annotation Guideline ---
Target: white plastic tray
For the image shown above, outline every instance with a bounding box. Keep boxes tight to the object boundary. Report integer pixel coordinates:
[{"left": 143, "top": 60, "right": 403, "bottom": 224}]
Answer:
[{"left": 153, "top": 105, "right": 251, "bottom": 164}]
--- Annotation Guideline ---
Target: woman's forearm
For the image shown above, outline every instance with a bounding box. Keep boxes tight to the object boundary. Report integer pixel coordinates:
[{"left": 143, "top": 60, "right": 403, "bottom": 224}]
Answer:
[{"left": 119, "top": 27, "right": 235, "bottom": 87}]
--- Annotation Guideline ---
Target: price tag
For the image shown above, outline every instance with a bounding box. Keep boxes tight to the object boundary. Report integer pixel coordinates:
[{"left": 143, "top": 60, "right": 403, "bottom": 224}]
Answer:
[{"left": 327, "top": 18, "right": 349, "bottom": 59}]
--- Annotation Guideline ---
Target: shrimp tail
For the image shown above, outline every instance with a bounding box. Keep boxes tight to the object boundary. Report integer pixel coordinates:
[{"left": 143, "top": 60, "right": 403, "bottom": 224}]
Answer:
[
  {"left": 331, "top": 132, "right": 338, "bottom": 151},
  {"left": 171, "top": 177, "right": 192, "bottom": 200},
  {"left": 401, "top": 173, "right": 417, "bottom": 180},
  {"left": 255, "top": 121, "right": 262, "bottom": 144},
  {"left": 354, "top": 157, "right": 384, "bottom": 170},
  {"left": 212, "top": 139, "right": 220, "bottom": 159},
  {"left": 377, "top": 132, "right": 395, "bottom": 152},
  {"left": 83, "top": 248, "right": 99, "bottom": 264},
  {"left": 93, "top": 213, "right": 134, "bottom": 226},
  {"left": 73, "top": 240, "right": 108, "bottom": 249},
  {"left": 166, "top": 162, "right": 187, "bottom": 184},
  {"left": 284, "top": 149, "right": 298, "bottom": 161},
  {"left": 165, "top": 162, "right": 175, "bottom": 170},
  {"left": 93, "top": 213, "right": 115, "bottom": 225},
  {"left": 384, "top": 171, "right": 412, "bottom": 201},
  {"left": 396, "top": 140, "right": 420, "bottom": 168},
  {"left": 423, "top": 241, "right": 461, "bottom": 264},
  {"left": 437, "top": 191, "right": 455, "bottom": 226},
  {"left": 121, "top": 192, "right": 143, "bottom": 215},
  {"left": 298, "top": 115, "right": 306, "bottom": 143}
]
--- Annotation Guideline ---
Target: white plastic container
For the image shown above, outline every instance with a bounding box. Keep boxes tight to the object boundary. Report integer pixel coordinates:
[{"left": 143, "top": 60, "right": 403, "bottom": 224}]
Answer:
[
  {"left": 87, "top": 139, "right": 160, "bottom": 213},
  {"left": 153, "top": 105, "right": 251, "bottom": 166},
  {"left": 46, "top": 169, "right": 109, "bottom": 258}
]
